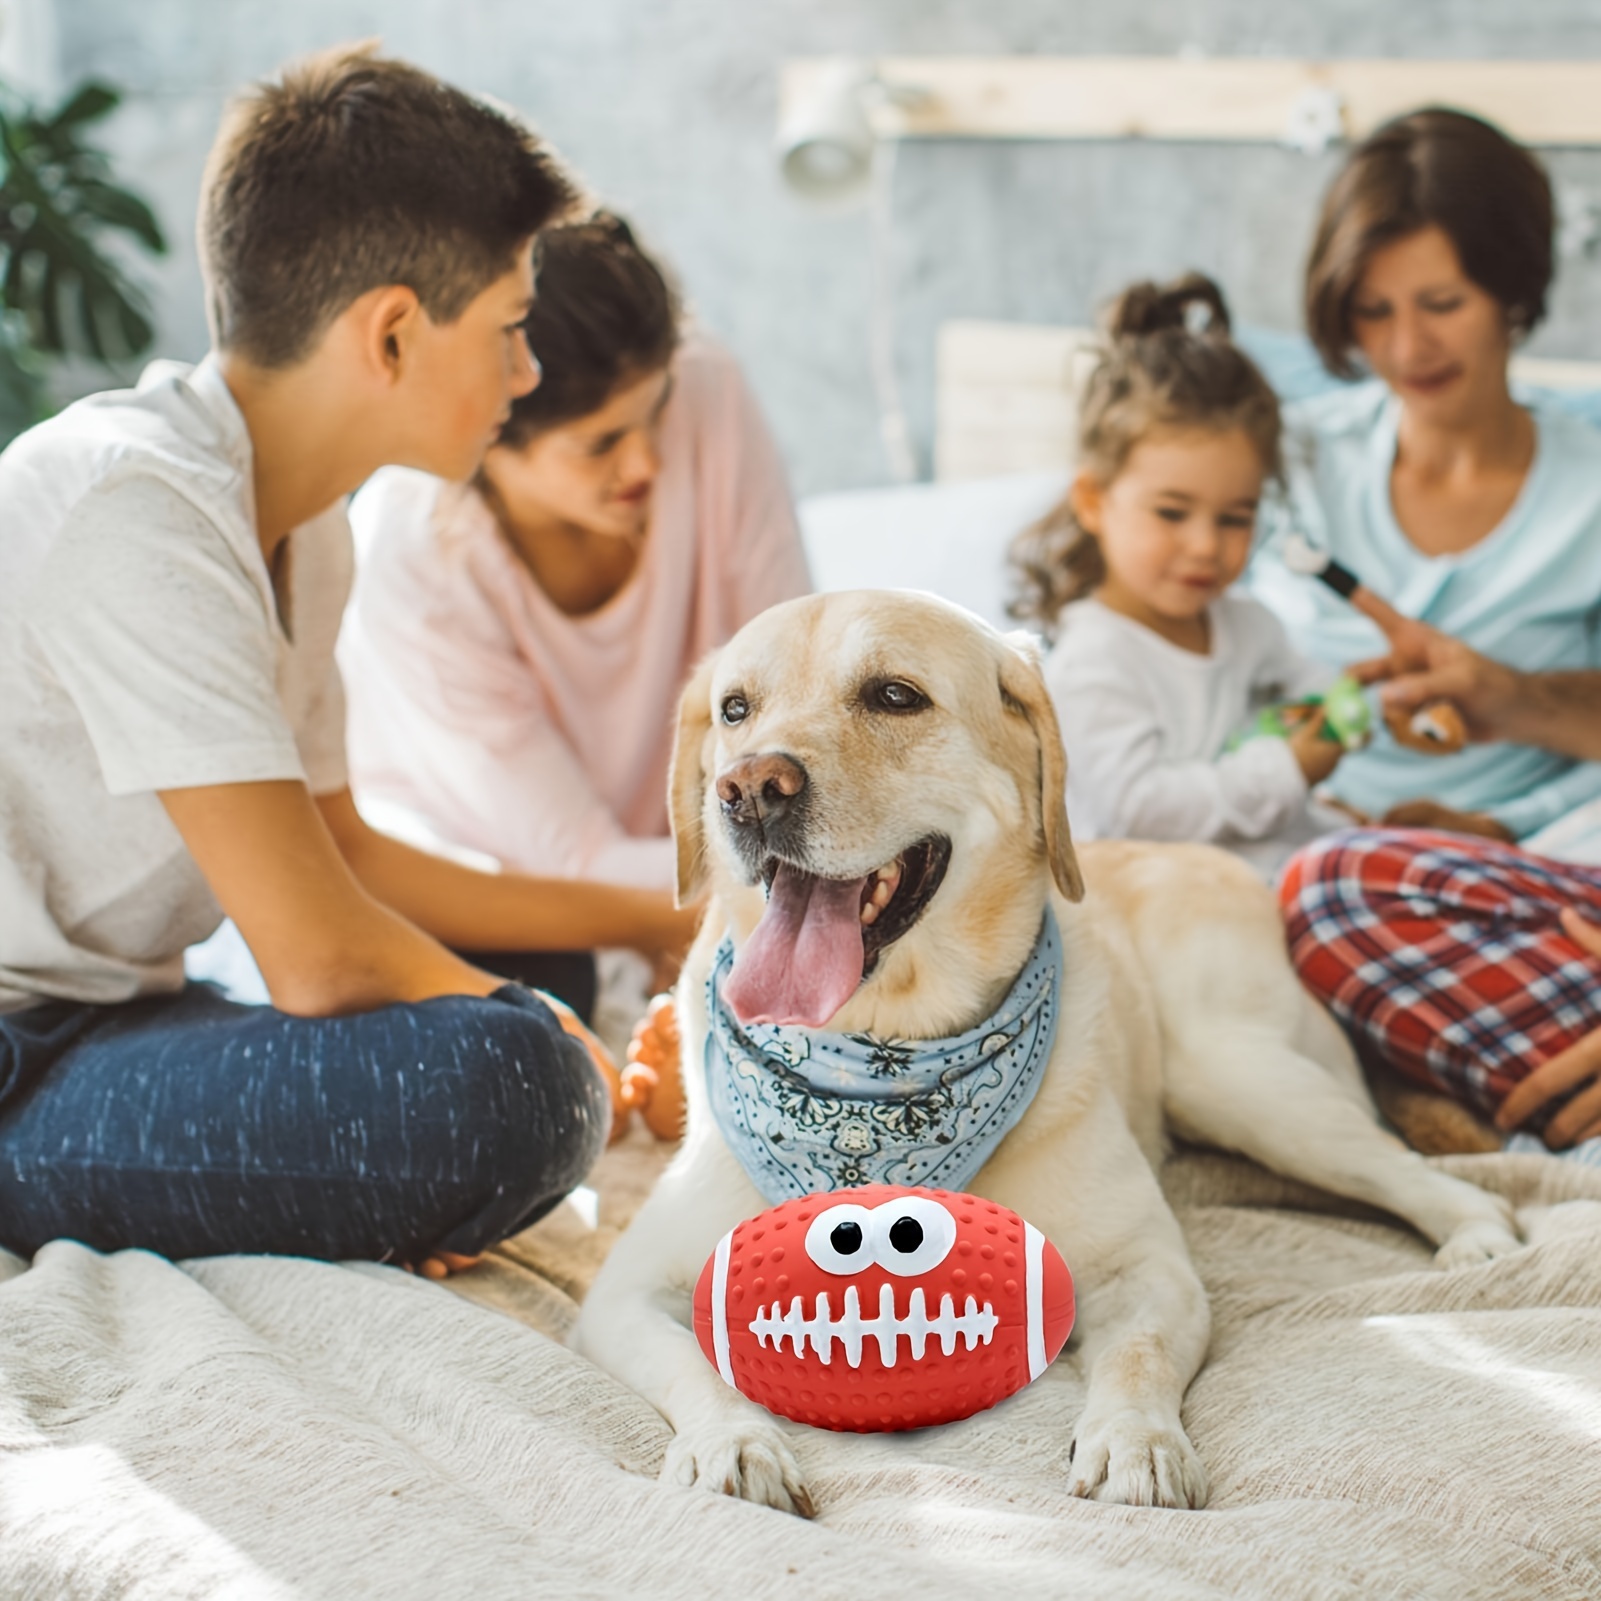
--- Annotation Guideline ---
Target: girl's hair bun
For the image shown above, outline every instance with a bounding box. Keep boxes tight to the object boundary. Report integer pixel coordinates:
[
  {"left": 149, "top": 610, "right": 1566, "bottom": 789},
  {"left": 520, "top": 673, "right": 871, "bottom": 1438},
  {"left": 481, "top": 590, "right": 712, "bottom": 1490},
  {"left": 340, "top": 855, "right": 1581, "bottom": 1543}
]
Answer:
[{"left": 1107, "top": 272, "right": 1232, "bottom": 341}]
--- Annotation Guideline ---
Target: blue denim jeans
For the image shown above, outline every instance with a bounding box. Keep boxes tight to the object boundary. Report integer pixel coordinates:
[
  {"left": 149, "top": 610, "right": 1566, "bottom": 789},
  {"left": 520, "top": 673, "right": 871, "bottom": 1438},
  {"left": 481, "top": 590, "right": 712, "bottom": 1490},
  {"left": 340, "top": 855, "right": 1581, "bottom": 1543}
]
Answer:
[{"left": 0, "top": 981, "right": 608, "bottom": 1261}]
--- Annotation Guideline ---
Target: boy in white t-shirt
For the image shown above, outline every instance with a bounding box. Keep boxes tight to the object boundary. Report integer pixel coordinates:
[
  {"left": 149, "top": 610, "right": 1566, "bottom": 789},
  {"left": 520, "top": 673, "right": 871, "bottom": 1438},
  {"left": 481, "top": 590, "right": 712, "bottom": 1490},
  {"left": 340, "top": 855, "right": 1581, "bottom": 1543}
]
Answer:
[{"left": 0, "top": 47, "right": 692, "bottom": 1269}]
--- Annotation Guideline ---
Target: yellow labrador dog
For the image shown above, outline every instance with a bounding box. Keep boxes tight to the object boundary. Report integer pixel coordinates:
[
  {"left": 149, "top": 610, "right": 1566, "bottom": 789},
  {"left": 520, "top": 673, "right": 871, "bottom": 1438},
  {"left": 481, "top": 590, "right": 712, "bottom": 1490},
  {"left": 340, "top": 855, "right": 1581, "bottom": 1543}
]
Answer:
[{"left": 573, "top": 590, "right": 1520, "bottom": 1514}]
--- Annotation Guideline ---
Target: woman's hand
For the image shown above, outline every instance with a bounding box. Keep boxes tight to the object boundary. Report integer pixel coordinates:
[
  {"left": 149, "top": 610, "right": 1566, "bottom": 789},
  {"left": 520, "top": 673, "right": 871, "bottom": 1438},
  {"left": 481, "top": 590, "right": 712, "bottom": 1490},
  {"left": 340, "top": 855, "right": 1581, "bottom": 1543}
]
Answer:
[
  {"left": 1380, "top": 799, "right": 1516, "bottom": 843},
  {"left": 1352, "top": 624, "right": 1601, "bottom": 761},
  {"left": 1497, "top": 909, "right": 1601, "bottom": 1147},
  {"left": 1349, "top": 624, "right": 1526, "bottom": 745}
]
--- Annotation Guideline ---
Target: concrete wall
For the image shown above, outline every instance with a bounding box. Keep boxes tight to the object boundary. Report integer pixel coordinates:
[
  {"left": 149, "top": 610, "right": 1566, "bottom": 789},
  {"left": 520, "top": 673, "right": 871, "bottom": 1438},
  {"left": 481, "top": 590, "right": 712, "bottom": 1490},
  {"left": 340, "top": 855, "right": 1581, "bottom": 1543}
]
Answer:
[{"left": 35, "top": 0, "right": 1601, "bottom": 493}]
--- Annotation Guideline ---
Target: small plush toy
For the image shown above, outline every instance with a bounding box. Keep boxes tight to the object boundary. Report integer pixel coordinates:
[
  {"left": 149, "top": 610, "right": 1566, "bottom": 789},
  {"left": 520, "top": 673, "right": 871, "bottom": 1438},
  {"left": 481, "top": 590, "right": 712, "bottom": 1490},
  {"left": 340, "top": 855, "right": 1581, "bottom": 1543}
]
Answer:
[
  {"left": 1384, "top": 698, "right": 1467, "bottom": 755},
  {"left": 1235, "top": 672, "right": 1374, "bottom": 752},
  {"left": 693, "top": 1184, "right": 1074, "bottom": 1432},
  {"left": 1235, "top": 671, "right": 1466, "bottom": 760}
]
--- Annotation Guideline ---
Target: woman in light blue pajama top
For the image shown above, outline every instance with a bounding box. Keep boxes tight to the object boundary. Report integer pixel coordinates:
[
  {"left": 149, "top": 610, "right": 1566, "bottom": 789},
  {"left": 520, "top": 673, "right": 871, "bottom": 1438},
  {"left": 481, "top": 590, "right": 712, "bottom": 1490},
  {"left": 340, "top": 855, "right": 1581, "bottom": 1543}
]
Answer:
[
  {"left": 1253, "top": 383, "right": 1601, "bottom": 839},
  {"left": 1250, "top": 108, "right": 1601, "bottom": 845}
]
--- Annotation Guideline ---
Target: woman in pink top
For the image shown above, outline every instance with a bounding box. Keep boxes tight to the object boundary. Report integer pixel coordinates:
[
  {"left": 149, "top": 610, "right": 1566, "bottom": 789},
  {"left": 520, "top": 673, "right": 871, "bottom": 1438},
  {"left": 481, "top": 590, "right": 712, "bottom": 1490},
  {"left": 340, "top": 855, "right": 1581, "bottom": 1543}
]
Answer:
[{"left": 340, "top": 214, "right": 811, "bottom": 1002}]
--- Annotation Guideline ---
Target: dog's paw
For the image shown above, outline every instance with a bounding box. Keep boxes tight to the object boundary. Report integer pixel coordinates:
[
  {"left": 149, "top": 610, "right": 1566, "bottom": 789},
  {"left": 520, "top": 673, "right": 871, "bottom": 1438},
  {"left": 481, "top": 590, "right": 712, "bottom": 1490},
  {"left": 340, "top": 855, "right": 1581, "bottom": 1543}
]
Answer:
[
  {"left": 662, "top": 1421, "right": 815, "bottom": 1517},
  {"left": 1068, "top": 1411, "right": 1208, "bottom": 1509},
  {"left": 1434, "top": 1206, "right": 1523, "bottom": 1270}
]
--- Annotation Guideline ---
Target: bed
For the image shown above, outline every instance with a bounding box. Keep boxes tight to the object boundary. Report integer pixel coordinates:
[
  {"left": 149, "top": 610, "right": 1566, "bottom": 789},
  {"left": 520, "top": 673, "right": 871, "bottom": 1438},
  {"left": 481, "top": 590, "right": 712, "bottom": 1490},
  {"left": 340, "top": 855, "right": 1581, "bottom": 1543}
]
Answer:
[
  {"left": 5, "top": 1135, "right": 1599, "bottom": 1598},
  {"left": 7, "top": 324, "right": 1601, "bottom": 1600}
]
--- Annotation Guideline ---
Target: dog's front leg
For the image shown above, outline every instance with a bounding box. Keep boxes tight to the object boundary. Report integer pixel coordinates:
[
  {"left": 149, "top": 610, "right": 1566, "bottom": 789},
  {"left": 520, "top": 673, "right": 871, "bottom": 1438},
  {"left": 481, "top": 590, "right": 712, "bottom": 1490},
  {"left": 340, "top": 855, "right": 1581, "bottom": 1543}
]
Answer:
[
  {"left": 1066, "top": 1218, "right": 1212, "bottom": 1510},
  {"left": 571, "top": 1149, "right": 814, "bottom": 1517},
  {"left": 987, "top": 1101, "right": 1212, "bottom": 1510}
]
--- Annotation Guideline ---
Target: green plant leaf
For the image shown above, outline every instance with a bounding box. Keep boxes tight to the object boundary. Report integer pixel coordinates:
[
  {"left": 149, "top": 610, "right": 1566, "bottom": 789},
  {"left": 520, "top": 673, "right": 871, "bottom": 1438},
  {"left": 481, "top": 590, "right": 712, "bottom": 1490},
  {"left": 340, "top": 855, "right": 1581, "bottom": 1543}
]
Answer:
[
  {"left": 70, "top": 177, "right": 165, "bottom": 252},
  {"left": 0, "top": 76, "right": 164, "bottom": 365},
  {"left": 116, "top": 295, "right": 151, "bottom": 352},
  {"left": 0, "top": 321, "right": 43, "bottom": 445},
  {"left": 35, "top": 251, "right": 64, "bottom": 351},
  {"left": 43, "top": 82, "right": 120, "bottom": 131}
]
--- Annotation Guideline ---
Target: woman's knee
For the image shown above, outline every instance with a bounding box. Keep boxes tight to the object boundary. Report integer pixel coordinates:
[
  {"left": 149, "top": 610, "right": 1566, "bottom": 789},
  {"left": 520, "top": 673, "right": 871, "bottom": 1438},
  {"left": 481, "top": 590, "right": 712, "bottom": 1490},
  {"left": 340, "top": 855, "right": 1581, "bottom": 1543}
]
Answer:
[
  {"left": 1279, "top": 825, "right": 1453, "bottom": 938},
  {"left": 1281, "top": 832, "right": 1364, "bottom": 944}
]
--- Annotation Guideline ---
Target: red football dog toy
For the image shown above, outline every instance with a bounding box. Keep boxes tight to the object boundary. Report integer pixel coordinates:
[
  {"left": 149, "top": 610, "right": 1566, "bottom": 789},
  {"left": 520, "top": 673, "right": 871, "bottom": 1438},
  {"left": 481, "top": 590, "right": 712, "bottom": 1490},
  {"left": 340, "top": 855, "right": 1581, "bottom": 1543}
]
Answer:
[{"left": 693, "top": 1184, "right": 1074, "bottom": 1432}]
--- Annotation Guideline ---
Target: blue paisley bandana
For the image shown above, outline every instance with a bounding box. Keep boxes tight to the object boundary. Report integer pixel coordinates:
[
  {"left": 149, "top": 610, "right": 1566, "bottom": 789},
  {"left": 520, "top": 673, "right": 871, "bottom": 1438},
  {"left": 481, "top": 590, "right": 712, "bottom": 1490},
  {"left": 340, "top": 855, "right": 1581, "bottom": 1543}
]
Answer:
[{"left": 705, "top": 910, "right": 1062, "bottom": 1204}]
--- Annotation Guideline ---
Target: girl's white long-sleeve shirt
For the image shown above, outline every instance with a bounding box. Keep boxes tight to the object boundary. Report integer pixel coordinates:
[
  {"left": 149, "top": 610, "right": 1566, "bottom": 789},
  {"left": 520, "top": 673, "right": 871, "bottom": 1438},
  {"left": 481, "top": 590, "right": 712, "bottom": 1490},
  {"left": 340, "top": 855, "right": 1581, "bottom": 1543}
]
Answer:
[{"left": 1043, "top": 594, "right": 1352, "bottom": 880}]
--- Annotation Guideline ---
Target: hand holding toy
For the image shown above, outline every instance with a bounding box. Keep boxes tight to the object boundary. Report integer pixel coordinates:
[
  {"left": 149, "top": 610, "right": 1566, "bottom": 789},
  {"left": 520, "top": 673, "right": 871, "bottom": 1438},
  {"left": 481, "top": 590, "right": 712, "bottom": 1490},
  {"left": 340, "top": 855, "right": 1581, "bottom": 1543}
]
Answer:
[
  {"left": 1238, "top": 672, "right": 1373, "bottom": 753},
  {"left": 1281, "top": 535, "right": 1465, "bottom": 755}
]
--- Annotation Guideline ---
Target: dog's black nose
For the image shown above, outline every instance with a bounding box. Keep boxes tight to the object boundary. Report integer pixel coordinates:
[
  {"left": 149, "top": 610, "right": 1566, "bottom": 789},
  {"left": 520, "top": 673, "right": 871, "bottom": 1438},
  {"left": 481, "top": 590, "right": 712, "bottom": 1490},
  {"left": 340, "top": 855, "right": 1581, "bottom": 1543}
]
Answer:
[{"left": 716, "top": 752, "right": 807, "bottom": 829}]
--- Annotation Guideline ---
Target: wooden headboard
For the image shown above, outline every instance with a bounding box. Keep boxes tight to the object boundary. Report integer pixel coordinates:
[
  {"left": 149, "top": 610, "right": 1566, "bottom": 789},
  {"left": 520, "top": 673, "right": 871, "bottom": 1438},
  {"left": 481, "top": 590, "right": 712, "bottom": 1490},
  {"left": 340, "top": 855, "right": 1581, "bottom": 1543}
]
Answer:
[
  {"left": 934, "top": 321, "right": 1098, "bottom": 482},
  {"left": 934, "top": 318, "right": 1601, "bottom": 482}
]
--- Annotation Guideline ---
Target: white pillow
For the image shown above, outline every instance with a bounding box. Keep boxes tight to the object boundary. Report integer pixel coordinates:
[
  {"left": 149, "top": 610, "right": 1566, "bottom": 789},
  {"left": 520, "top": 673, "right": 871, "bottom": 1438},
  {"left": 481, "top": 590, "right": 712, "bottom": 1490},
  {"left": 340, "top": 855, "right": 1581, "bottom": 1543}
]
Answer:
[{"left": 798, "top": 468, "right": 1069, "bottom": 633}]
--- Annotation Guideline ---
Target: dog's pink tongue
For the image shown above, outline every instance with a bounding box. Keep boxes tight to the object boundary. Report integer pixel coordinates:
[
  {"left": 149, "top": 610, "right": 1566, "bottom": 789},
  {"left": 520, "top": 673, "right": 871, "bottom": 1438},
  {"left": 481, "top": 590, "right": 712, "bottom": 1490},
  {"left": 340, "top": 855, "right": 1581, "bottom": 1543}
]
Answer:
[{"left": 725, "top": 864, "right": 868, "bottom": 1028}]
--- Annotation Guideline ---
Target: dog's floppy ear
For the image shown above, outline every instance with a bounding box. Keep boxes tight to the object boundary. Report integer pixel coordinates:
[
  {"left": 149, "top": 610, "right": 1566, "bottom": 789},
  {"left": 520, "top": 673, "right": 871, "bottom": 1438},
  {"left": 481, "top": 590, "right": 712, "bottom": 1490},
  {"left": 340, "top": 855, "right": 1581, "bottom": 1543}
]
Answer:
[
  {"left": 998, "top": 632, "right": 1086, "bottom": 903},
  {"left": 669, "top": 648, "right": 720, "bottom": 905}
]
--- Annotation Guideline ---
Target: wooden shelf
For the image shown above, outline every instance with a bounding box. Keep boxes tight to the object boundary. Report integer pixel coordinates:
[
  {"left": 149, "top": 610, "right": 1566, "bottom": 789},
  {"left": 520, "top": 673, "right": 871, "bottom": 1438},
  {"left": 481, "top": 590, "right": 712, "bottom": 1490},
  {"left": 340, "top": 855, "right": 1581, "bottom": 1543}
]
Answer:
[{"left": 781, "top": 57, "right": 1601, "bottom": 147}]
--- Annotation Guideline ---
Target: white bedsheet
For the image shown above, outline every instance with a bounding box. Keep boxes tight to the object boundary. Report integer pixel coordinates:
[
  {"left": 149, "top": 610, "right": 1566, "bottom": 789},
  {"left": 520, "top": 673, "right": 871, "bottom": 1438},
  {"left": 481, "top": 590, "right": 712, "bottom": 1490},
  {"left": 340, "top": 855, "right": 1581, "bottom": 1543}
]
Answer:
[
  {"left": 4, "top": 1136, "right": 1599, "bottom": 1599},
  {"left": 799, "top": 469, "right": 1067, "bottom": 632}
]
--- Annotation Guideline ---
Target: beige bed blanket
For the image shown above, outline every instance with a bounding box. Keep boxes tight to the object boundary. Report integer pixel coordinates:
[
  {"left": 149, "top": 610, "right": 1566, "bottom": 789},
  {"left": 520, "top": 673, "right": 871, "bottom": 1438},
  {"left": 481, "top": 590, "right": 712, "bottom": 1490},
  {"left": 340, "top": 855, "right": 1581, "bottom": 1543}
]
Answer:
[{"left": 2, "top": 1136, "right": 1599, "bottom": 1600}]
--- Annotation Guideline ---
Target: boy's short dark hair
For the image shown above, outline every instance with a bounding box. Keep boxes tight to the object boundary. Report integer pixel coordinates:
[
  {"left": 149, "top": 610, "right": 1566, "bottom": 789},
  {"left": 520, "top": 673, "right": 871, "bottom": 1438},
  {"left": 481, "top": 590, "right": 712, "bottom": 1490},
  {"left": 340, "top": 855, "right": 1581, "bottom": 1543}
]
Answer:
[
  {"left": 199, "top": 44, "right": 578, "bottom": 368},
  {"left": 1305, "top": 107, "right": 1554, "bottom": 379},
  {"left": 496, "top": 211, "right": 682, "bottom": 449}
]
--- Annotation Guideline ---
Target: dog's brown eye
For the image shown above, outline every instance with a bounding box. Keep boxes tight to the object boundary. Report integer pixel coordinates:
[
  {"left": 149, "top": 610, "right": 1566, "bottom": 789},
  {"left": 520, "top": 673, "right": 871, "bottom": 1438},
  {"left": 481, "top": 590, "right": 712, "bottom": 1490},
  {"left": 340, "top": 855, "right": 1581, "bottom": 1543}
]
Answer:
[
  {"left": 721, "top": 694, "right": 749, "bottom": 725},
  {"left": 866, "top": 679, "right": 928, "bottom": 714}
]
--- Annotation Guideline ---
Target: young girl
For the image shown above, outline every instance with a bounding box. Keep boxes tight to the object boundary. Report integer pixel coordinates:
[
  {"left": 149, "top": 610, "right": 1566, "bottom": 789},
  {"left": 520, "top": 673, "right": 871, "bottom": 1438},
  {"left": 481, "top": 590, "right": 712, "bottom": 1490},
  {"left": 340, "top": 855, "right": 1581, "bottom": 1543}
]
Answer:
[{"left": 1011, "top": 274, "right": 1354, "bottom": 880}]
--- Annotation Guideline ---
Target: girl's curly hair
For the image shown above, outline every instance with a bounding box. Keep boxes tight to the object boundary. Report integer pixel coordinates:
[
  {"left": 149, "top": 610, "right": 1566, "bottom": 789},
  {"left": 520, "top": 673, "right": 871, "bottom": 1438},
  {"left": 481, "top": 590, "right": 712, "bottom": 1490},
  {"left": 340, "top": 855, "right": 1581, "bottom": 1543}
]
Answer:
[{"left": 1008, "top": 272, "right": 1282, "bottom": 639}]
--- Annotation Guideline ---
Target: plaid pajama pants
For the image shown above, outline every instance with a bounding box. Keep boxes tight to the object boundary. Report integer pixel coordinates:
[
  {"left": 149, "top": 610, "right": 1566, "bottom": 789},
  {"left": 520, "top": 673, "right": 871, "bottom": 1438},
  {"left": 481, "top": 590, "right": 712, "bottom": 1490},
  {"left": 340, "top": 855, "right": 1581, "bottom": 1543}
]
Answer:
[{"left": 1279, "top": 829, "right": 1601, "bottom": 1131}]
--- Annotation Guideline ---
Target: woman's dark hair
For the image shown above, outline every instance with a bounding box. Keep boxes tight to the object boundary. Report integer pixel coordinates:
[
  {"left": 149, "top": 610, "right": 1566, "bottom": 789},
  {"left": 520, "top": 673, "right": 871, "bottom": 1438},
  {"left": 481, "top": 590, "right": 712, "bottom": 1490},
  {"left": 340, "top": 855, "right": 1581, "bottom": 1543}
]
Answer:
[
  {"left": 1306, "top": 107, "right": 1554, "bottom": 378},
  {"left": 496, "top": 210, "right": 682, "bottom": 448},
  {"left": 1008, "top": 272, "right": 1282, "bottom": 637}
]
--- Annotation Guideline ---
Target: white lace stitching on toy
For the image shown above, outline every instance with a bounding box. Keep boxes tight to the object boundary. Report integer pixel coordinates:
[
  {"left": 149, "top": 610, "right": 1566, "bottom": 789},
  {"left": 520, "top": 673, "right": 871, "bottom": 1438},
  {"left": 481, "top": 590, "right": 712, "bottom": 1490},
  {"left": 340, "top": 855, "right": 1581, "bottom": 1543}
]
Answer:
[{"left": 749, "top": 1283, "right": 998, "bottom": 1369}]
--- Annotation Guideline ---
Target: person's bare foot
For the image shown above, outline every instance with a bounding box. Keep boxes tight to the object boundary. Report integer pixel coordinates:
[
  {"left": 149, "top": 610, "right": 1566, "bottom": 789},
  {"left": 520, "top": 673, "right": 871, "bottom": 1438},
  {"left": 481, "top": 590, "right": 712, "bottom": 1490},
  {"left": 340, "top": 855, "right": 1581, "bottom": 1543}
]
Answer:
[
  {"left": 1366, "top": 1064, "right": 1503, "bottom": 1156},
  {"left": 1381, "top": 798, "right": 1515, "bottom": 843},
  {"left": 401, "top": 1250, "right": 484, "bottom": 1280},
  {"left": 620, "top": 993, "right": 684, "bottom": 1141}
]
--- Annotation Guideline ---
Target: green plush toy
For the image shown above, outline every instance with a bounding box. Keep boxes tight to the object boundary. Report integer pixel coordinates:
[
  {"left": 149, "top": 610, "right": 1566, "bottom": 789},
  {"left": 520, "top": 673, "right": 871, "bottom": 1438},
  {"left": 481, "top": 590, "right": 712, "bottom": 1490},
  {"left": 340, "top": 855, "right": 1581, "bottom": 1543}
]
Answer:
[{"left": 1230, "top": 674, "right": 1373, "bottom": 753}]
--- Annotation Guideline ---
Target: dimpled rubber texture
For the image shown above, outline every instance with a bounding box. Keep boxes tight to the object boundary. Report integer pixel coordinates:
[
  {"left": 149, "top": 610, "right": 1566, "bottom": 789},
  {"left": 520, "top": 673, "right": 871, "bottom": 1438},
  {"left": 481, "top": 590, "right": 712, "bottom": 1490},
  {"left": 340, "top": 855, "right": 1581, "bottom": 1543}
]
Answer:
[{"left": 693, "top": 1184, "right": 1074, "bottom": 1433}]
